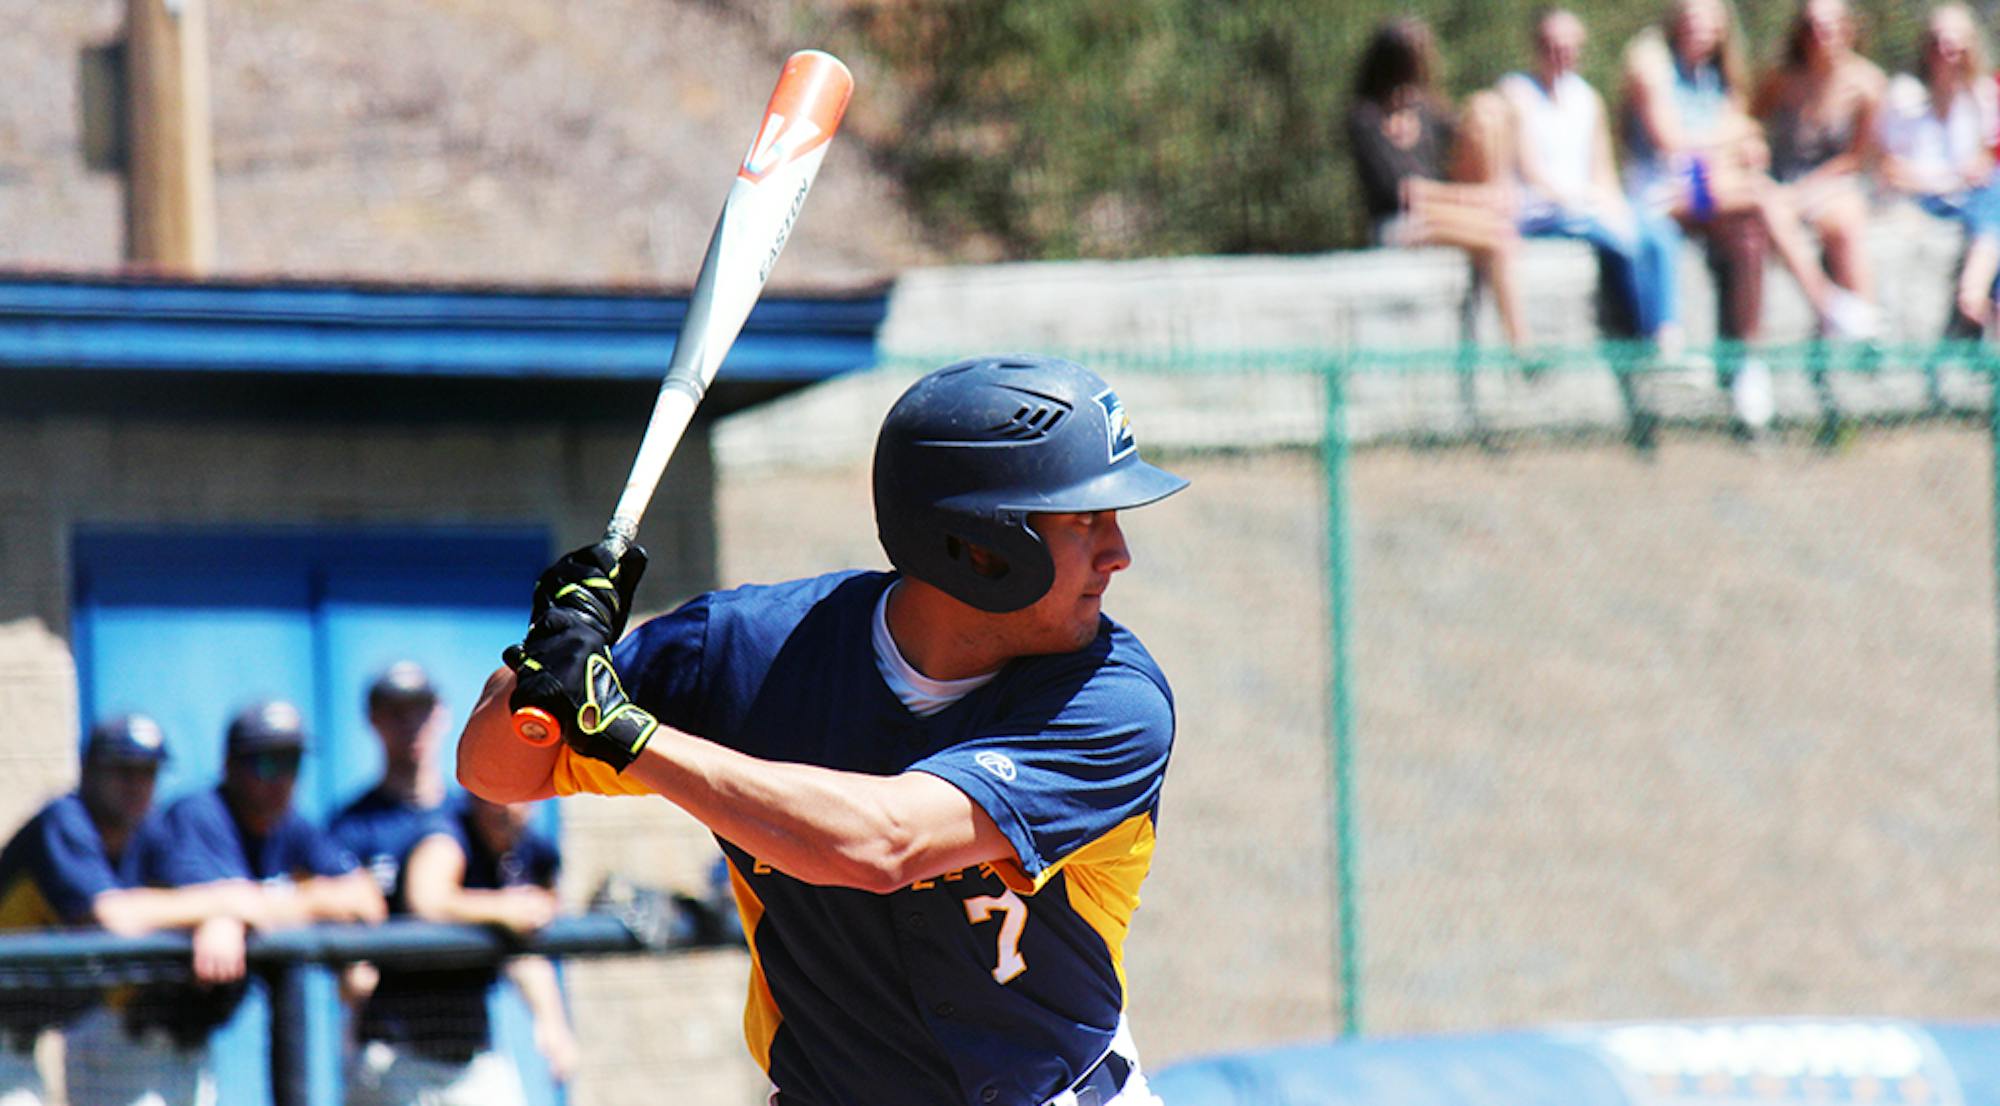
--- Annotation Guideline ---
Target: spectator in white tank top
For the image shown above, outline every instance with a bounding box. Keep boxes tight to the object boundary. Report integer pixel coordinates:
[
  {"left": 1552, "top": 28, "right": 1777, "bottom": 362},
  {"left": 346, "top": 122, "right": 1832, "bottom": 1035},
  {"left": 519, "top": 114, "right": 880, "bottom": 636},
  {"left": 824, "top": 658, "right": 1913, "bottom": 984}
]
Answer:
[{"left": 1499, "top": 8, "right": 1685, "bottom": 353}]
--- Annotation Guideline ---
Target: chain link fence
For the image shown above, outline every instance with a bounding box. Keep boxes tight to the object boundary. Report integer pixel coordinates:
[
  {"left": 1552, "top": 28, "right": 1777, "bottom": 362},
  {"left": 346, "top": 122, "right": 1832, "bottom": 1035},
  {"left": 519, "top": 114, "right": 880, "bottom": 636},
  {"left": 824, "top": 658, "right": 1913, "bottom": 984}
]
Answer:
[{"left": 716, "top": 343, "right": 2000, "bottom": 1077}]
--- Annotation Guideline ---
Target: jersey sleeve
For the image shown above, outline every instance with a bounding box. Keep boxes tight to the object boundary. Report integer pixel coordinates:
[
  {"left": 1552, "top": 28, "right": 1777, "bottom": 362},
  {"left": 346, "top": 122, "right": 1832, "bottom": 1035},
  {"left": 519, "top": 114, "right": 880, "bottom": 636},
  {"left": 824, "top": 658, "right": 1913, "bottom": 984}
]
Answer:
[
  {"left": 35, "top": 802, "right": 125, "bottom": 922},
  {"left": 136, "top": 799, "right": 246, "bottom": 888},
  {"left": 911, "top": 655, "right": 1173, "bottom": 892}
]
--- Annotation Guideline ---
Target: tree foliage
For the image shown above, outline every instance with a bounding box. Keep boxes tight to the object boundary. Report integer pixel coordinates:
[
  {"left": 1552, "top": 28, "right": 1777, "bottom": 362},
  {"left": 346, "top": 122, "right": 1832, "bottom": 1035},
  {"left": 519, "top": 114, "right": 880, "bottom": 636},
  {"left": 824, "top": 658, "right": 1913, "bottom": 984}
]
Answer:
[{"left": 817, "top": 0, "right": 1978, "bottom": 259}]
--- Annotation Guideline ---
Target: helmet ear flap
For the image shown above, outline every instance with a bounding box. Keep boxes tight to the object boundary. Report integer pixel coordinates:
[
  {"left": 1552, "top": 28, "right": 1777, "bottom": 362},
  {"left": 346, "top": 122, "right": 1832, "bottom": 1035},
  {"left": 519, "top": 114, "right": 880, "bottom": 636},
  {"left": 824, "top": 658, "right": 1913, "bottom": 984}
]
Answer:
[{"left": 916, "top": 510, "right": 1054, "bottom": 614}]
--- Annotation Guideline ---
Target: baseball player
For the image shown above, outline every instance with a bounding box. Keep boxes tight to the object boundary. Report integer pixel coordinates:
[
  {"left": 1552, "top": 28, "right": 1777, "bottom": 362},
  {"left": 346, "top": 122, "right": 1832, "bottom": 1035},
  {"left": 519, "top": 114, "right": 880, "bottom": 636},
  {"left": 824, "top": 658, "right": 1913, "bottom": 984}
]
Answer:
[
  {"left": 0, "top": 716, "right": 271, "bottom": 1106},
  {"left": 462, "top": 354, "right": 1187, "bottom": 1106},
  {"left": 105, "top": 701, "right": 386, "bottom": 1106},
  {"left": 345, "top": 792, "right": 575, "bottom": 1106},
  {"left": 332, "top": 662, "right": 452, "bottom": 903}
]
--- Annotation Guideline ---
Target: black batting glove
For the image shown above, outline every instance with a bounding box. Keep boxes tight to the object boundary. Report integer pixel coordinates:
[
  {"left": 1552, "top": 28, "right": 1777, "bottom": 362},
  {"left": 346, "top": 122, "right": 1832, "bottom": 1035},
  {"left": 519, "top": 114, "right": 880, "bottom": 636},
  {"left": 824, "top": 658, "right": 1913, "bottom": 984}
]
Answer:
[
  {"left": 527, "top": 540, "right": 649, "bottom": 643},
  {"left": 503, "top": 541, "right": 658, "bottom": 769}
]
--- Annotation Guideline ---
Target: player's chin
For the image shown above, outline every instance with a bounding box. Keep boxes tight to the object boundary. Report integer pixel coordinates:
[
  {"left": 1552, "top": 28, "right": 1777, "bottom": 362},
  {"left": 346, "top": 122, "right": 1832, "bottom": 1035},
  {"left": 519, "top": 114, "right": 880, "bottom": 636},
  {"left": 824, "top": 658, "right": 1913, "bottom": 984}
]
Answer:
[{"left": 1064, "top": 601, "right": 1105, "bottom": 648}]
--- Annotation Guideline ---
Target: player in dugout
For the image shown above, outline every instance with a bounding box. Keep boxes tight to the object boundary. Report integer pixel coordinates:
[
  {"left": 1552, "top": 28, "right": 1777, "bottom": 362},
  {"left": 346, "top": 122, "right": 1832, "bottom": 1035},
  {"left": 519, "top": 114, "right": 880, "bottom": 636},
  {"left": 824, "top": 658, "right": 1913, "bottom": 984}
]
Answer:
[
  {"left": 0, "top": 714, "right": 290, "bottom": 1106},
  {"left": 462, "top": 354, "right": 1187, "bottom": 1106},
  {"left": 105, "top": 701, "right": 385, "bottom": 1106},
  {"left": 345, "top": 790, "right": 576, "bottom": 1106},
  {"left": 332, "top": 662, "right": 454, "bottom": 908}
]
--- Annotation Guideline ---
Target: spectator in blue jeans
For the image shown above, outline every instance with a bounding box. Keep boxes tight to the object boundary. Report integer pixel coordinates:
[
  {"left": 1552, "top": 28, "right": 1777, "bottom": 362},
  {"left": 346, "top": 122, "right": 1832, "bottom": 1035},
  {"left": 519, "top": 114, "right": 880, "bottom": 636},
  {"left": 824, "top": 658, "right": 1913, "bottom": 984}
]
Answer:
[{"left": 1500, "top": 7, "right": 1686, "bottom": 356}]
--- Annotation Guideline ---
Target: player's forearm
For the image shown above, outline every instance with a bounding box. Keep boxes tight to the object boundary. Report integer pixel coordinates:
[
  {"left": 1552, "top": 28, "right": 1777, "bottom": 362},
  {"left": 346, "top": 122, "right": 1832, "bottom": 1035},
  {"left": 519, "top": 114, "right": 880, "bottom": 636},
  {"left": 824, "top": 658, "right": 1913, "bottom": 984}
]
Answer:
[
  {"left": 460, "top": 667, "right": 561, "bottom": 803},
  {"left": 299, "top": 872, "right": 387, "bottom": 924},
  {"left": 92, "top": 881, "right": 269, "bottom": 936},
  {"left": 625, "top": 729, "right": 985, "bottom": 892},
  {"left": 412, "top": 887, "right": 546, "bottom": 929}
]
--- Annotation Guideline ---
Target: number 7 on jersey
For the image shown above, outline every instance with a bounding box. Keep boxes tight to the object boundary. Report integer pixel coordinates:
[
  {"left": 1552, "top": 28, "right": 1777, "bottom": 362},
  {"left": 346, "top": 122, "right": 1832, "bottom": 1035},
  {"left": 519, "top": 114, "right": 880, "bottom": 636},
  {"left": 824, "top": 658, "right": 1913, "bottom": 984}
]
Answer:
[{"left": 964, "top": 890, "right": 1029, "bottom": 984}]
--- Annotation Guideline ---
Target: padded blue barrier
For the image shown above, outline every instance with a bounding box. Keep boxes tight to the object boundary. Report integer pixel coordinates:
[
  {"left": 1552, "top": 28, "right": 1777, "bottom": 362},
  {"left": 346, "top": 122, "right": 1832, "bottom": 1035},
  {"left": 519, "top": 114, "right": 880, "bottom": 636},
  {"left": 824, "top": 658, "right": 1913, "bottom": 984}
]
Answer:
[{"left": 1152, "top": 1020, "right": 2000, "bottom": 1106}]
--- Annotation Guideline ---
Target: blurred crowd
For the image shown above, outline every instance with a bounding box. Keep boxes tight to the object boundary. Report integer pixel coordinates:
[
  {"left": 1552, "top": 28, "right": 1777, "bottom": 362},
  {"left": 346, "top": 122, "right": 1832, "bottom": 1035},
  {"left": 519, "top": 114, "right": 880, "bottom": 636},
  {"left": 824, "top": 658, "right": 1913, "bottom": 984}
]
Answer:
[
  {"left": 0, "top": 663, "right": 571, "bottom": 1106},
  {"left": 1348, "top": 0, "right": 2000, "bottom": 431}
]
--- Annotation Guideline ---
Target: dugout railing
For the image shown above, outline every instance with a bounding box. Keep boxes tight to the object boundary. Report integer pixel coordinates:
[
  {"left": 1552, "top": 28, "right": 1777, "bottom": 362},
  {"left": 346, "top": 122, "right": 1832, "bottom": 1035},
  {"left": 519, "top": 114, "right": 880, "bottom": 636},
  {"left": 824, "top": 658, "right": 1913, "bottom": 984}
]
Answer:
[{"left": 0, "top": 906, "right": 725, "bottom": 1106}]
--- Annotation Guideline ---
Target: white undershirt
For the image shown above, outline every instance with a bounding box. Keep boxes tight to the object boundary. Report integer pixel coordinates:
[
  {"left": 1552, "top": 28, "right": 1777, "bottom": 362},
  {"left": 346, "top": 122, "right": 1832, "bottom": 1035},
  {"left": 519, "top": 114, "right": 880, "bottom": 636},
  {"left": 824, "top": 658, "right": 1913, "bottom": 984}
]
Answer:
[{"left": 872, "top": 583, "right": 997, "bottom": 717}]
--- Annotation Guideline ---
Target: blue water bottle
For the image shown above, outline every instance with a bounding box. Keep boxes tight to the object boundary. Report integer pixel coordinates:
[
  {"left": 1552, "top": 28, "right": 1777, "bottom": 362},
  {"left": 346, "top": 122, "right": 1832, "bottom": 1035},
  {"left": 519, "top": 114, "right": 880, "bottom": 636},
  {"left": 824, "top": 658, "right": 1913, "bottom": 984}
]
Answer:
[{"left": 1687, "top": 156, "right": 1715, "bottom": 220}]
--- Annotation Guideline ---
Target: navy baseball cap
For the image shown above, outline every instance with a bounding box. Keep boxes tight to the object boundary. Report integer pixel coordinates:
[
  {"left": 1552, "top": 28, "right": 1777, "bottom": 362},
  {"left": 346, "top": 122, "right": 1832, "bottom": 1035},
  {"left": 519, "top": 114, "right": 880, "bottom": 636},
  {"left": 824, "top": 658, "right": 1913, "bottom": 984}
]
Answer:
[
  {"left": 85, "top": 714, "right": 169, "bottom": 764},
  {"left": 226, "top": 700, "right": 309, "bottom": 758},
  {"left": 366, "top": 661, "right": 437, "bottom": 711}
]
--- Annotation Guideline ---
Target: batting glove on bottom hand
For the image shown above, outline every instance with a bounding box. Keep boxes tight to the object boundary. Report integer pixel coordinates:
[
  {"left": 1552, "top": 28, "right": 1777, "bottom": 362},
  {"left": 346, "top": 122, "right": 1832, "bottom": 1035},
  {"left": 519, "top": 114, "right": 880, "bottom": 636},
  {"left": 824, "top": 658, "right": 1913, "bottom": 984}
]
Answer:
[{"left": 503, "top": 541, "right": 660, "bottom": 771}]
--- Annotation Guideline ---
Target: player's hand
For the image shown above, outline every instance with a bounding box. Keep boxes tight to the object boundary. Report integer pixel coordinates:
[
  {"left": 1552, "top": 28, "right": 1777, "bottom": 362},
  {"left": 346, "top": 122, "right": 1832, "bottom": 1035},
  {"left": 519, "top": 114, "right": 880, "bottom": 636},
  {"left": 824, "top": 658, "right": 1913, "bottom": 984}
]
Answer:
[
  {"left": 503, "top": 541, "right": 651, "bottom": 756},
  {"left": 489, "top": 886, "right": 561, "bottom": 936},
  {"left": 339, "top": 961, "right": 380, "bottom": 1005},
  {"left": 529, "top": 540, "right": 649, "bottom": 643},
  {"left": 191, "top": 916, "right": 248, "bottom": 986},
  {"left": 536, "top": 1017, "right": 580, "bottom": 1084},
  {"left": 550, "top": 643, "right": 660, "bottom": 771}
]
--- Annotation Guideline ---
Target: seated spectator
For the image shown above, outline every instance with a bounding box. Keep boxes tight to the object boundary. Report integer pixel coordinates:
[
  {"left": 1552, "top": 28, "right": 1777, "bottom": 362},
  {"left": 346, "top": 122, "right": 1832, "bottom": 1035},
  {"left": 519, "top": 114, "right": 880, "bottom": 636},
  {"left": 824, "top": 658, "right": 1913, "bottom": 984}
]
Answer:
[
  {"left": 1751, "top": 0, "right": 1887, "bottom": 318},
  {"left": 1347, "top": 15, "right": 1532, "bottom": 354},
  {"left": 1621, "top": 0, "right": 1876, "bottom": 434},
  {"left": 346, "top": 794, "right": 574, "bottom": 1106},
  {"left": 1498, "top": 8, "right": 1685, "bottom": 355},
  {"left": 1877, "top": 3, "right": 2000, "bottom": 331},
  {"left": 104, "top": 702, "right": 386, "bottom": 1106},
  {"left": 0, "top": 716, "right": 276, "bottom": 1106}
]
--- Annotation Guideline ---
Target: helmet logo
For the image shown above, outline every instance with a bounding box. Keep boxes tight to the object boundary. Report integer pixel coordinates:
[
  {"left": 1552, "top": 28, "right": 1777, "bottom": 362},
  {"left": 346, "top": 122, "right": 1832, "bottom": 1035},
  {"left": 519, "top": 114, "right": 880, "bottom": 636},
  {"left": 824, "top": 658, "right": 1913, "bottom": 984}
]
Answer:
[
  {"left": 1094, "top": 388, "right": 1137, "bottom": 464},
  {"left": 974, "top": 750, "right": 1018, "bottom": 782}
]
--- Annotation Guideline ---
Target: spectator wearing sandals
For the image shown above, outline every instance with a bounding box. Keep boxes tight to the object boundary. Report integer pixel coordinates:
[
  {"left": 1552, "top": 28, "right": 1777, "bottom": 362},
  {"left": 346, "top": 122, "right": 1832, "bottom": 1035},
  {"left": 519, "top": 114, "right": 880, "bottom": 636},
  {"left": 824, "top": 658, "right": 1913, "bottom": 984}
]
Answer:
[
  {"left": 1877, "top": 3, "right": 2000, "bottom": 333},
  {"left": 1752, "top": 0, "right": 1887, "bottom": 324},
  {"left": 1621, "top": 0, "right": 1877, "bottom": 433},
  {"left": 1499, "top": 8, "right": 1685, "bottom": 356},
  {"left": 1347, "top": 15, "right": 1532, "bottom": 354}
]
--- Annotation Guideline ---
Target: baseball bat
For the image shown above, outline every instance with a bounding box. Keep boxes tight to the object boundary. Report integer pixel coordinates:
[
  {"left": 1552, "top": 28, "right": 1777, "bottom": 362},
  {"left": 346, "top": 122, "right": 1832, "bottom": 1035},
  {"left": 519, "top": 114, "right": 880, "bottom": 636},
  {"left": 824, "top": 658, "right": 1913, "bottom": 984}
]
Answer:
[{"left": 514, "top": 49, "right": 854, "bottom": 746}]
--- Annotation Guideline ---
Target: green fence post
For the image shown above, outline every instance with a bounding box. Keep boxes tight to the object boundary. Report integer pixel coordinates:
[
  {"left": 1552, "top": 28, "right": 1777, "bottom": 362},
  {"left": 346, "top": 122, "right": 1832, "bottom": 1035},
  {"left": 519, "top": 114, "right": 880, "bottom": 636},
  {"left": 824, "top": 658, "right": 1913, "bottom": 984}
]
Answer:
[{"left": 1323, "top": 354, "right": 1361, "bottom": 1038}]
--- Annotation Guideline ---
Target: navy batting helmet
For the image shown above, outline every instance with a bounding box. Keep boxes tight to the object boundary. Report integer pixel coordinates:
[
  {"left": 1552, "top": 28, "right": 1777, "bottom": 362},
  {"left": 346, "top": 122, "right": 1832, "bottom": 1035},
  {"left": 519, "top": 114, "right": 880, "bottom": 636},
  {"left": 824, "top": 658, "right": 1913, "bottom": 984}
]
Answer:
[{"left": 873, "top": 354, "right": 1188, "bottom": 613}]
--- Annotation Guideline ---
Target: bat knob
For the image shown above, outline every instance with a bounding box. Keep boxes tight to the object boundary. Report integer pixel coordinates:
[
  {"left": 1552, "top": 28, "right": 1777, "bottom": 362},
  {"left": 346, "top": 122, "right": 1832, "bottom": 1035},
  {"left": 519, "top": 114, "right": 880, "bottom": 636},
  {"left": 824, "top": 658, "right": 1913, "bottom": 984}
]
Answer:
[{"left": 513, "top": 707, "right": 563, "bottom": 747}]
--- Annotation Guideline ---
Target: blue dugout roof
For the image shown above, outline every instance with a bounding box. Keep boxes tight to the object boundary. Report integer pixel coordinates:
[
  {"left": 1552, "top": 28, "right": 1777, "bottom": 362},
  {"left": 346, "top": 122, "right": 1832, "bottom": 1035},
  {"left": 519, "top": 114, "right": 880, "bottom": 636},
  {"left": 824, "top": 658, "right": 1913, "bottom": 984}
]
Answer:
[{"left": 0, "top": 270, "right": 888, "bottom": 417}]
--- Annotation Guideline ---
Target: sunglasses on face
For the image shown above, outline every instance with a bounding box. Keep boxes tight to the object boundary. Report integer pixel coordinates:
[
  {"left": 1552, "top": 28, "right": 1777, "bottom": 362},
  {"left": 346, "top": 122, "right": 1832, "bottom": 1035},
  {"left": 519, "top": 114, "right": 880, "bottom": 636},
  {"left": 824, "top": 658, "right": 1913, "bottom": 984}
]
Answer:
[{"left": 239, "top": 750, "right": 302, "bottom": 781}]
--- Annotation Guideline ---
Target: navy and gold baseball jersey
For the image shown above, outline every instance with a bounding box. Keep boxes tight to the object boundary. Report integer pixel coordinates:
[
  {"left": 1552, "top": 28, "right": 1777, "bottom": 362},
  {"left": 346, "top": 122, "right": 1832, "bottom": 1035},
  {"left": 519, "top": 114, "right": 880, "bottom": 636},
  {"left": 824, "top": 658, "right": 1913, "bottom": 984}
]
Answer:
[
  {"left": 0, "top": 794, "right": 142, "bottom": 1036},
  {"left": 554, "top": 570, "right": 1173, "bottom": 1106},
  {"left": 0, "top": 794, "right": 137, "bottom": 930}
]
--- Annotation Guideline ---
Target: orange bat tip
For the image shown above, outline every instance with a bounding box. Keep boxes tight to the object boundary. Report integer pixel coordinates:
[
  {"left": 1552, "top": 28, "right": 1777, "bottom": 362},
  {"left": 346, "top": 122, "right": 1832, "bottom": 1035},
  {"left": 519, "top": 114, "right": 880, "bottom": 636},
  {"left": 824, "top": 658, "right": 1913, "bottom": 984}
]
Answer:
[{"left": 741, "top": 49, "right": 854, "bottom": 182}]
